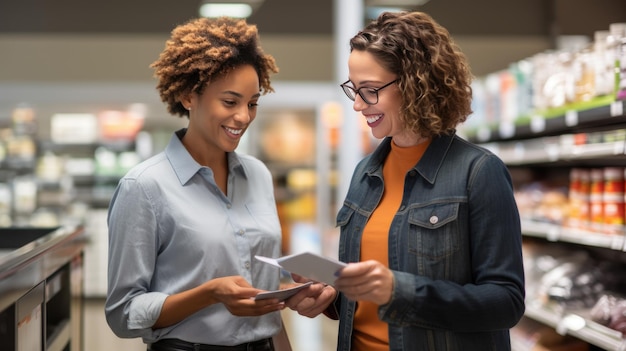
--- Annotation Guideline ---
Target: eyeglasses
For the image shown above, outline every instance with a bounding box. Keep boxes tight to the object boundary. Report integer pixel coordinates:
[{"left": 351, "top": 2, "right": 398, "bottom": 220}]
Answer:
[{"left": 340, "top": 79, "right": 398, "bottom": 105}]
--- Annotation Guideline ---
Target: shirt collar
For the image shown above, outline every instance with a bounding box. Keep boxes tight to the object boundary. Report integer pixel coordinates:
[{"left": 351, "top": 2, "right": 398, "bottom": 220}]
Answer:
[{"left": 165, "top": 128, "right": 247, "bottom": 185}]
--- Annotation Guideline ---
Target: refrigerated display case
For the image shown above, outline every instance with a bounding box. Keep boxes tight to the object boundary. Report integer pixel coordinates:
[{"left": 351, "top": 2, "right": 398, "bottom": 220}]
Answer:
[{"left": 0, "top": 225, "right": 85, "bottom": 351}]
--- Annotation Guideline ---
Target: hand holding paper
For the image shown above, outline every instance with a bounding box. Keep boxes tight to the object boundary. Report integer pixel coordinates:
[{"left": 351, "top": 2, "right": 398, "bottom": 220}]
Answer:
[
  {"left": 255, "top": 252, "right": 347, "bottom": 286},
  {"left": 254, "top": 281, "right": 313, "bottom": 301}
]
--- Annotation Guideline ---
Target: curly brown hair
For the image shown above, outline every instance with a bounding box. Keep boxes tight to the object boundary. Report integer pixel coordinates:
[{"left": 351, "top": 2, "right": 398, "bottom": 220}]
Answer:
[
  {"left": 151, "top": 17, "right": 279, "bottom": 117},
  {"left": 350, "top": 11, "right": 473, "bottom": 138}
]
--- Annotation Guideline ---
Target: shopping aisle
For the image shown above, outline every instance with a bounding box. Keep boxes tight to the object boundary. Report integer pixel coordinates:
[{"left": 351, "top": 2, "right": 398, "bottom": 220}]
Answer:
[{"left": 83, "top": 298, "right": 338, "bottom": 351}]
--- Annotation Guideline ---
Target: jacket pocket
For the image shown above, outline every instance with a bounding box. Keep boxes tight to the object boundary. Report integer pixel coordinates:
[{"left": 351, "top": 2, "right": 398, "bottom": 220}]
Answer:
[{"left": 407, "top": 202, "right": 460, "bottom": 260}]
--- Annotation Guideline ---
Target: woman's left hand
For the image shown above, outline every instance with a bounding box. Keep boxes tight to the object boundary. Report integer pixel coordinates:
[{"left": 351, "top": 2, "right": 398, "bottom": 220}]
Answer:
[
  {"left": 283, "top": 274, "right": 337, "bottom": 318},
  {"left": 334, "top": 260, "right": 394, "bottom": 305}
]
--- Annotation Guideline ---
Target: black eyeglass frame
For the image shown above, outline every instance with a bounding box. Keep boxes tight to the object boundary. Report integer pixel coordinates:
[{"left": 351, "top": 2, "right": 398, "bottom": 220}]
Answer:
[{"left": 339, "top": 79, "right": 398, "bottom": 105}]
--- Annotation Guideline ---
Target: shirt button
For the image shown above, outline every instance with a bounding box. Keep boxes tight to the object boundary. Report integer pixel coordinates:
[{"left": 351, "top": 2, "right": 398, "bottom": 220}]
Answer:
[
  {"left": 238, "top": 229, "right": 245, "bottom": 235},
  {"left": 245, "top": 261, "right": 250, "bottom": 269},
  {"left": 429, "top": 216, "right": 439, "bottom": 224},
  {"left": 227, "top": 204, "right": 232, "bottom": 209}
]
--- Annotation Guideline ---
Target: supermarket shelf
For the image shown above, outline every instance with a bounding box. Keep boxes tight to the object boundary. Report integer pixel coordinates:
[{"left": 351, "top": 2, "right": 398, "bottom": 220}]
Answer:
[
  {"left": 521, "top": 219, "right": 626, "bottom": 251},
  {"left": 483, "top": 138, "right": 626, "bottom": 166},
  {"left": 521, "top": 217, "right": 626, "bottom": 350},
  {"left": 524, "top": 301, "right": 626, "bottom": 351},
  {"left": 469, "top": 99, "right": 626, "bottom": 143},
  {"left": 471, "top": 69, "right": 626, "bottom": 351}
]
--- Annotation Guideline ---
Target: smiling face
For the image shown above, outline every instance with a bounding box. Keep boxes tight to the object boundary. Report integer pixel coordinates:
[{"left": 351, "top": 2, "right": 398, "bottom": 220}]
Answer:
[
  {"left": 181, "top": 64, "right": 260, "bottom": 164},
  {"left": 347, "top": 49, "right": 420, "bottom": 147}
]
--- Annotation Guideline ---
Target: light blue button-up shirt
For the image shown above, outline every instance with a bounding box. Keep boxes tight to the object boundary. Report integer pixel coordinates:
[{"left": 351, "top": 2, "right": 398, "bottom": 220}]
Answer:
[{"left": 105, "top": 128, "right": 282, "bottom": 345}]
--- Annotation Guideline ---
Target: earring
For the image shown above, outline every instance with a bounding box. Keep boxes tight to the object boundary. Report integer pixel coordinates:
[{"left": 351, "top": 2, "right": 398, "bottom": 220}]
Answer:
[{"left": 186, "top": 106, "right": 191, "bottom": 111}]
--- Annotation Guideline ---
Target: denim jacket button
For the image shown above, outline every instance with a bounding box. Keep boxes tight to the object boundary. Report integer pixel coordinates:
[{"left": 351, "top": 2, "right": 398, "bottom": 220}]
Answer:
[{"left": 429, "top": 215, "right": 439, "bottom": 224}]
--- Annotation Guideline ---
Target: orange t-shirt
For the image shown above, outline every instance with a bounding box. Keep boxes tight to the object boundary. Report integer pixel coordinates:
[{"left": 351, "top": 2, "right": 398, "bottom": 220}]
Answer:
[{"left": 351, "top": 139, "right": 430, "bottom": 351}]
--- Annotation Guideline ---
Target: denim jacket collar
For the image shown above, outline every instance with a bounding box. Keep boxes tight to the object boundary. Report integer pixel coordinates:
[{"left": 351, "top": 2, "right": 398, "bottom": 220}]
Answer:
[{"left": 365, "top": 132, "right": 456, "bottom": 185}]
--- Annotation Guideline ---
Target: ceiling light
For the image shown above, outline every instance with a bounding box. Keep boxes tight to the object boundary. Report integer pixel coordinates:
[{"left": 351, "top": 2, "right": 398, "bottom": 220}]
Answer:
[{"left": 199, "top": 3, "right": 253, "bottom": 18}]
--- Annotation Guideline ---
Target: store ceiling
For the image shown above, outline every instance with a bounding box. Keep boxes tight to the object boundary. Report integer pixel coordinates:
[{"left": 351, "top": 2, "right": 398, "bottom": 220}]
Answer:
[
  {"left": 0, "top": 0, "right": 625, "bottom": 138},
  {"left": 0, "top": 0, "right": 624, "bottom": 38}
]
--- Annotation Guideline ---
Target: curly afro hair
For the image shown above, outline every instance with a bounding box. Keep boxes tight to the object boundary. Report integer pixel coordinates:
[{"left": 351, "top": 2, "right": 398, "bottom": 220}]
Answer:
[
  {"left": 151, "top": 17, "right": 279, "bottom": 117},
  {"left": 349, "top": 11, "right": 473, "bottom": 138}
]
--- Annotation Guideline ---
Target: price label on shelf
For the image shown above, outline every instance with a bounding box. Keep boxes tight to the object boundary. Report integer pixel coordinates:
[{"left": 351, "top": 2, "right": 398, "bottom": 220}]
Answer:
[
  {"left": 556, "top": 314, "right": 586, "bottom": 336},
  {"left": 498, "top": 121, "right": 515, "bottom": 139},
  {"left": 610, "top": 101, "right": 624, "bottom": 117},
  {"left": 530, "top": 115, "right": 546, "bottom": 133},
  {"left": 610, "top": 235, "right": 624, "bottom": 251},
  {"left": 476, "top": 126, "right": 491, "bottom": 142},
  {"left": 565, "top": 110, "right": 578, "bottom": 126},
  {"left": 546, "top": 143, "right": 560, "bottom": 161},
  {"left": 546, "top": 226, "right": 560, "bottom": 242}
]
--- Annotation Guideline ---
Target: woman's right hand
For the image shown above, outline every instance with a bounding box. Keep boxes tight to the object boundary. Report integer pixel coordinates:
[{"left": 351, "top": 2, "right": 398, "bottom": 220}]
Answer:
[
  {"left": 207, "top": 276, "right": 285, "bottom": 316},
  {"left": 155, "top": 275, "right": 282, "bottom": 328}
]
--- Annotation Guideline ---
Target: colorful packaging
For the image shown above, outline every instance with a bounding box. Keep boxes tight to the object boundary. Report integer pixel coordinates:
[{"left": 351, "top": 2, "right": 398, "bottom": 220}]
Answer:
[{"left": 602, "top": 167, "right": 625, "bottom": 234}]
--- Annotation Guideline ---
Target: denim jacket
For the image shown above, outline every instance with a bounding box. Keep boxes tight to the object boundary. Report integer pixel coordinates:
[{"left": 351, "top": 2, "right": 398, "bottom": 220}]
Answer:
[{"left": 334, "top": 134, "right": 525, "bottom": 351}]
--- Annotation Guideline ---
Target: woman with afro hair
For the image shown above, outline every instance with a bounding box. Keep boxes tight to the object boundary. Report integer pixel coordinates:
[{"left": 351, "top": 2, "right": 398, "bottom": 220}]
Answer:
[{"left": 105, "top": 17, "right": 288, "bottom": 351}]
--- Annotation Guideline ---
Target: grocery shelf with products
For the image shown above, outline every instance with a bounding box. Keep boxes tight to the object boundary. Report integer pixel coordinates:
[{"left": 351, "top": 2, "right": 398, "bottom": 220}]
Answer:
[
  {"left": 38, "top": 139, "right": 138, "bottom": 208},
  {"left": 462, "top": 21, "right": 626, "bottom": 351},
  {"left": 498, "top": 110, "right": 626, "bottom": 350},
  {"left": 0, "top": 103, "right": 164, "bottom": 297},
  {"left": 0, "top": 106, "right": 147, "bottom": 228}
]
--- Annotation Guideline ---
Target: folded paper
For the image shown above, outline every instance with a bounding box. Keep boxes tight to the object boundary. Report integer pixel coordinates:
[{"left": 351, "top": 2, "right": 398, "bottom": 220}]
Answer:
[{"left": 255, "top": 251, "right": 347, "bottom": 286}]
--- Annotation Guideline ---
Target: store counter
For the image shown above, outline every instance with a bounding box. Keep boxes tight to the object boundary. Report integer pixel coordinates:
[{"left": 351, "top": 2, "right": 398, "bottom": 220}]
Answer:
[{"left": 0, "top": 225, "right": 86, "bottom": 351}]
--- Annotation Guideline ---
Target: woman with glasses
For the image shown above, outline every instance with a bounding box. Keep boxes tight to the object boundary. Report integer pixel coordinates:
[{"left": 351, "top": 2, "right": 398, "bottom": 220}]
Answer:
[
  {"left": 285, "top": 11, "right": 525, "bottom": 351},
  {"left": 105, "top": 17, "right": 289, "bottom": 351}
]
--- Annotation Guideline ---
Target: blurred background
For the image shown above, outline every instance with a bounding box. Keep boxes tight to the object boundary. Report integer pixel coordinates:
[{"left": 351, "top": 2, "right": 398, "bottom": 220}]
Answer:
[{"left": 0, "top": 0, "right": 625, "bottom": 350}]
